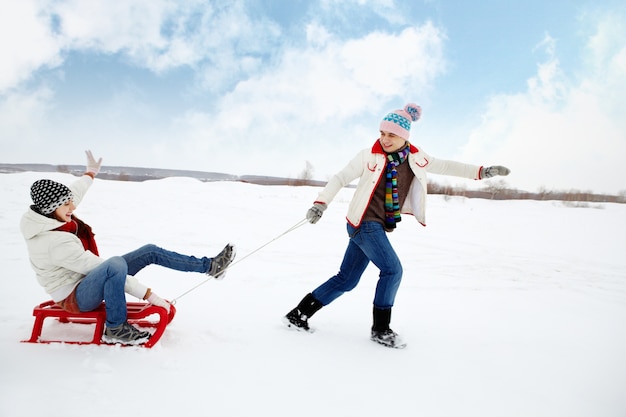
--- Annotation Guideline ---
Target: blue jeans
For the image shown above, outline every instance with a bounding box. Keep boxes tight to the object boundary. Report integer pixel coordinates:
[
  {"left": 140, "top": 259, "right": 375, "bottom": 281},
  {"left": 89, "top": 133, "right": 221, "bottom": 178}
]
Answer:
[
  {"left": 312, "top": 222, "right": 403, "bottom": 310},
  {"left": 76, "top": 244, "right": 211, "bottom": 327}
]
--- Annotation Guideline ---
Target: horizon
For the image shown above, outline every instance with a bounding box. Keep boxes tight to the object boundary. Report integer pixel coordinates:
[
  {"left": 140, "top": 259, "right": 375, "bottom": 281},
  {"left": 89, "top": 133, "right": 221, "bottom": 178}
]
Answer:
[{"left": 2, "top": 162, "right": 624, "bottom": 201}]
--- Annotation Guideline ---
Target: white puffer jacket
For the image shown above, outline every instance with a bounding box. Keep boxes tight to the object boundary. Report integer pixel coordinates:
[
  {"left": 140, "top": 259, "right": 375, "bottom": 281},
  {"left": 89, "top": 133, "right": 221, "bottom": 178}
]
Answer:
[
  {"left": 20, "top": 175, "right": 147, "bottom": 302},
  {"left": 315, "top": 141, "right": 483, "bottom": 227}
]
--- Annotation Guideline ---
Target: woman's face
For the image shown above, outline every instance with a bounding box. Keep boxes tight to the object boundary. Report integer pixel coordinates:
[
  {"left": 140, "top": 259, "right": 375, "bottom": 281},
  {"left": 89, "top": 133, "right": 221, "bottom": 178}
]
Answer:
[
  {"left": 379, "top": 130, "right": 406, "bottom": 153},
  {"left": 53, "top": 200, "right": 76, "bottom": 223}
]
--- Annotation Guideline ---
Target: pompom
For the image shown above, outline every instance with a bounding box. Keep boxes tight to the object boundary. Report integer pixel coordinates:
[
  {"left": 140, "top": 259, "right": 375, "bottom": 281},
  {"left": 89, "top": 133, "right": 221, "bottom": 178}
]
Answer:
[{"left": 404, "top": 103, "right": 421, "bottom": 122}]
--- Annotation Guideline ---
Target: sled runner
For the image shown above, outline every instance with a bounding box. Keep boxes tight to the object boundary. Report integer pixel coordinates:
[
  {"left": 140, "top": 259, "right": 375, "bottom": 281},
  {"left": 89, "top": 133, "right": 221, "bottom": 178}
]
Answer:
[{"left": 23, "top": 300, "right": 176, "bottom": 348}]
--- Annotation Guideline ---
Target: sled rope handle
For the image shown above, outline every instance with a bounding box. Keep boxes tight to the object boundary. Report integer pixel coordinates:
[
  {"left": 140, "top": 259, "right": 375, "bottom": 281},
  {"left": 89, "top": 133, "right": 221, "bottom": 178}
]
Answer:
[{"left": 170, "top": 218, "right": 309, "bottom": 304}]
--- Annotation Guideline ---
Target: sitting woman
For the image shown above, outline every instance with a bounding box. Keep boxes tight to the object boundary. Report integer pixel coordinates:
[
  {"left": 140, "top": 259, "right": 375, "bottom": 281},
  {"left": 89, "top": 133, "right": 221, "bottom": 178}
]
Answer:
[{"left": 20, "top": 151, "right": 236, "bottom": 345}]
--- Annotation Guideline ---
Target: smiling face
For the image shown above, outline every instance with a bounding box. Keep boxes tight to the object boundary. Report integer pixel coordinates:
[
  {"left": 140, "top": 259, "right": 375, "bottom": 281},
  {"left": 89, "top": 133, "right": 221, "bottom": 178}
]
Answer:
[
  {"left": 53, "top": 200, "right": 76, "bottom": 223},
  {"left": 379, "top": 130, "right": 407, "bottom": 153}
]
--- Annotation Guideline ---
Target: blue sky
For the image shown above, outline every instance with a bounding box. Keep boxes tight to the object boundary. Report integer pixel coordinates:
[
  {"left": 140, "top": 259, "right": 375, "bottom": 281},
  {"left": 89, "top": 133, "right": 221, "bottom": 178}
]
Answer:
[{"left": 1, "top": 0, "right": 625, "bottom": 194}]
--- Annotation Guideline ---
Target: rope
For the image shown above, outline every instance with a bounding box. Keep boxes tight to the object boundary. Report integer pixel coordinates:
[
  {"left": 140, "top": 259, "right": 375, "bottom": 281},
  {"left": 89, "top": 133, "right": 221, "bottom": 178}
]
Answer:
[{"left": 170, "top": 218, "right": 309, "bottom": 304}]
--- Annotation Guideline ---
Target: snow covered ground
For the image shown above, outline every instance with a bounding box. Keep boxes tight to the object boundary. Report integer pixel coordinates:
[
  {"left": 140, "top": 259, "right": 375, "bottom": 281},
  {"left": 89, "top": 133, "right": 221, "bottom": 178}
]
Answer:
[{"left": 1, "top": 171, "right": 625, "bottom": 417}]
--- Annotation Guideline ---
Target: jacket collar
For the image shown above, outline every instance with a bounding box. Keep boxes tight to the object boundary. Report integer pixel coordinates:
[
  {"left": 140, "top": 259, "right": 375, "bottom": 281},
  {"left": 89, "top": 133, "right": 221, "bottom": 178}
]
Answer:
[{"left": 371, "top": 140, "right": 419, "bottom": 155}]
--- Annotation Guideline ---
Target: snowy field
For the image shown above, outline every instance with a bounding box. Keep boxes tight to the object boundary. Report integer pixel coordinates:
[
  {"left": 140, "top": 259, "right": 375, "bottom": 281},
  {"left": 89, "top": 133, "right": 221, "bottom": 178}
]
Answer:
[{"left": 1, "top": 171, "right": 625, "bottom": 417}]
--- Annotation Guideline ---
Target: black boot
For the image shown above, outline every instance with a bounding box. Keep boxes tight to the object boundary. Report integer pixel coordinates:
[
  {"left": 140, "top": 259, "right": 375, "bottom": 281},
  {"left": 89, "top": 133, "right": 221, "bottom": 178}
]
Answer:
[
  {"left": 371, "top": 307, "right": 406, "bottom": 349},
  {"left": 283, "top": 293, "right": 323, "bottom": 332},
  {"left": 372, "top": 307, "right": 392, "bottom": 332}
]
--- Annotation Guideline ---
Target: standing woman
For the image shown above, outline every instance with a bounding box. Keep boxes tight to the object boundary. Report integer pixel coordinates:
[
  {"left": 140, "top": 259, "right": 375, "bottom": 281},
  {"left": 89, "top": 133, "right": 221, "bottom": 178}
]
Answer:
[
  {"left": 283, "top": 103, "right": 510, "bottom": 348},
  {"left": 21, "top": 151, "right": 236, "bottom": 345}
]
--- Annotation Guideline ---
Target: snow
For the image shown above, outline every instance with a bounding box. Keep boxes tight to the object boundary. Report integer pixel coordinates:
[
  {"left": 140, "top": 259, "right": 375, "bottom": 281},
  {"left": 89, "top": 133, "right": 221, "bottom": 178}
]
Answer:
[{"left": 1, "top": 171, "right": 625, "bottom": 417}]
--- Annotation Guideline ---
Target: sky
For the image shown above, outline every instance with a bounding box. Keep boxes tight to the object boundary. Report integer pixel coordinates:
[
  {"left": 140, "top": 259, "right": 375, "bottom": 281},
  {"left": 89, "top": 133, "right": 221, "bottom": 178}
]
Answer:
[
  {"left": 1, "top": 172, "right": 625, "bottom": 417},
  {"left": 1, "top": 0, "right": 625, "bottom": 194}
]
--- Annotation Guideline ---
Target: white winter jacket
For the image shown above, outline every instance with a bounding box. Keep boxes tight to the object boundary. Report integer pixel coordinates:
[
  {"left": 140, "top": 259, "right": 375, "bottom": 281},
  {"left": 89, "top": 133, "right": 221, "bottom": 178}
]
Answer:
[
  {"left": 20, "top": 175, "right": 103, "bottom": 301},
  {"left": 20, "top": 175, "right": 148, "bottom": 302},
  {"left": 315, "top": 141, "right": 483, "bottom": 227}
]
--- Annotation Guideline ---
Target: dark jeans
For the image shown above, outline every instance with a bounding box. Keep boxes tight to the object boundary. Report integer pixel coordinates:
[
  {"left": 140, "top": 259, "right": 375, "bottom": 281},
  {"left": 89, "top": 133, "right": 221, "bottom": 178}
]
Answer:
[
  {"left": 76, "top": 244, "right": 211, "bottom": 327},
  {"left": 312, "top": 222, "right": 403, "bottom": 309}
]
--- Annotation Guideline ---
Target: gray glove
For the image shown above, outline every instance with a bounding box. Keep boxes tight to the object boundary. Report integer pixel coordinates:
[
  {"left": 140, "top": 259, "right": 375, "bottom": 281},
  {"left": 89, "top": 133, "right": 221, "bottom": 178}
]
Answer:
[
  {"left": 306, "top": 203, "right": 327, "bottom": 224},
  {"left": 481, "top": 165, "right": 510, "bottom": 179}
]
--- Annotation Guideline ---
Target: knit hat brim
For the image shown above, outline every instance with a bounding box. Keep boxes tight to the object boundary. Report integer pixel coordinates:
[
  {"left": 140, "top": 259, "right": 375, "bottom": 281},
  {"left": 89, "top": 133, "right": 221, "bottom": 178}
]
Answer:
[{"left": 380, "top": 117, "right": 411, "bottom": 140}]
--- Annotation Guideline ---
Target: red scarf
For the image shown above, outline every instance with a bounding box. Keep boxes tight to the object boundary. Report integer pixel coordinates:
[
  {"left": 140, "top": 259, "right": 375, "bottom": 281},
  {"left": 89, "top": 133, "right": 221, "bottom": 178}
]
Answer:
[{"left": 54, "top": 217, "right": 99, "bottom": 256}]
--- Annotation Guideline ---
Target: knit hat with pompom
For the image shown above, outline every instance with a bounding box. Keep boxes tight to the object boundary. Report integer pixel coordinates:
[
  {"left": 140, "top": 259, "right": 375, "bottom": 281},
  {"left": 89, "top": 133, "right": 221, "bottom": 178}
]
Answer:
[{"left": 379, "top": 103, "right": 422, "bottom": 140}]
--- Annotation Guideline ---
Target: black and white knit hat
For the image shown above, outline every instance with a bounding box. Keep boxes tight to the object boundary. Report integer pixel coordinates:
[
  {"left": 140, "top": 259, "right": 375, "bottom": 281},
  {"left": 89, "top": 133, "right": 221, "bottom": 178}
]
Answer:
[{"left": 30, "top": 179, "right": 73, "bottom": 215}]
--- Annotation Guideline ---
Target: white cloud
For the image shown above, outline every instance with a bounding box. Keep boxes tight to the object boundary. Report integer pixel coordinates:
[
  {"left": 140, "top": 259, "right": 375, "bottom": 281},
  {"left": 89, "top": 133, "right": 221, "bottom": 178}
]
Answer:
[
  {"left": 166, "top": 23, "right": 447, "bottom": 177},
  {"left": 0, "top": 87, "right": 54, "bottom": 145},
  {"left": 457, "top": 12, "right": 626, "bottom": 195},
  {"left": 0, "top": 0, "right": 172, "bottom": 93},
  {"left": 0, "top": 1, "right": 62, "bottom": 92},
  {"left": 0, "top": 1, "right": 441, "bottom": 178},
  {"left": 0, "top": 0, "right": 281, "bottom": 94},
  {"left": 306, "top": 23, "right": 332, "bottom": 48},
  {"left": 55, "top": 0, "right": 170, "bottom": 54}
]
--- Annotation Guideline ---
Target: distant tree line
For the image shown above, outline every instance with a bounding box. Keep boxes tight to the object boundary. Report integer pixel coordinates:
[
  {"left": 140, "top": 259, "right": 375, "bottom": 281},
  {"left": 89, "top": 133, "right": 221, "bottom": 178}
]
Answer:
[{"left": 427, "top": 179, "right": 626, "bottom": 204}]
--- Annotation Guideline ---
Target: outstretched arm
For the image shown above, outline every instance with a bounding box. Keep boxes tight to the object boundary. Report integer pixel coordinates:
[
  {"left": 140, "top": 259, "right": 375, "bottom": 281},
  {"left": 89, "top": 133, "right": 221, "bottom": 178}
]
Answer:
[
  {"left": 425, "top": 154, "right": 510, "bottom": 181},
  {"left": 68, "top": 151, "right": 103, "bottom": 205}
]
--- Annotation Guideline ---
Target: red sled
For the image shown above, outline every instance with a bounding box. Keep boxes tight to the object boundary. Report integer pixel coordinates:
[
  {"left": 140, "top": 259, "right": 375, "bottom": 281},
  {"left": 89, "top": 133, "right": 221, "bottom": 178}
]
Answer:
[{"left": 22, "top": 300, "right": 176, "bottom": 348}]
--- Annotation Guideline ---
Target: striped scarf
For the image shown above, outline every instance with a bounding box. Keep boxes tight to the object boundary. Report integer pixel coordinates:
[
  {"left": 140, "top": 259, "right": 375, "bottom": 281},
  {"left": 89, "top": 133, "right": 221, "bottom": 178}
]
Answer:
[{"left": 384, "top": 145, "right": 411, "bottom": 229}]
